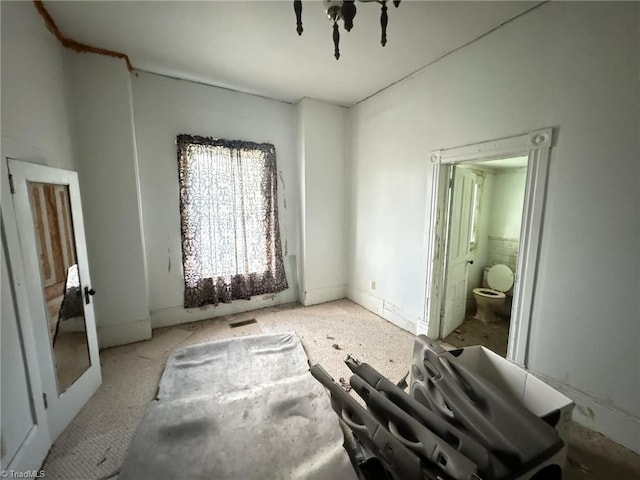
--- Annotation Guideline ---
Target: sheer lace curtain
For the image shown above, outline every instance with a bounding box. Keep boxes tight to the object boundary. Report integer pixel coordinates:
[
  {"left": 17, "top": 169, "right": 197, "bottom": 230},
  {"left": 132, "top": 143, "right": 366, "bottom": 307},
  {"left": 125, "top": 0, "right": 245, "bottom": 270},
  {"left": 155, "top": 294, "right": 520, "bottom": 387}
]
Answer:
[{"left": 177, "top": 135, "right": 288, "bottom": 308}]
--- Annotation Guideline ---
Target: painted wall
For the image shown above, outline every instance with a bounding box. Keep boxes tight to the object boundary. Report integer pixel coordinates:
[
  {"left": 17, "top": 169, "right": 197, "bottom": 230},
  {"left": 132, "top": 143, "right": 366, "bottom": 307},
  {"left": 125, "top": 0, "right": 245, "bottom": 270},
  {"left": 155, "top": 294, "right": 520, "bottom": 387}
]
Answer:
[
  {"left": 0, "top": 1, "right": 73, "bottom": 468},
  {"left": 348, "top": 2, "right": 639, "bottom": 451},
  {"left": 65, "top": 52, "right": 151, "bottom": 348},
  {"left": 488, "top": 168, "right": 527, "bottom": 238},
  {"left": 485, "top": 168, "right": 527, "bottom": 275},
  {"left": 130, "top": 72, "right": 299, "bottom": 327},
  {"left": 1, "top": 1, "right": 75, "bottom": 170},
  {"left": 297, "top": 98, "right": 348, "bottom": 305}
]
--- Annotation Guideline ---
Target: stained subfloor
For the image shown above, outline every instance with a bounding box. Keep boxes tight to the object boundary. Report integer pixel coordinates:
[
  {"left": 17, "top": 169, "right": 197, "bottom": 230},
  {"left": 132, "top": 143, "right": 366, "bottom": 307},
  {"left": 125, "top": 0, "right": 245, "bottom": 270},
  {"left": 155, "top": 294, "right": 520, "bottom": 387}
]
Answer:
[
  {"left": 444, "top": 315, "right": 511, "bottom": 357},
  {"left": 40, "top": 300, "right": 640, "bottom": 479}
]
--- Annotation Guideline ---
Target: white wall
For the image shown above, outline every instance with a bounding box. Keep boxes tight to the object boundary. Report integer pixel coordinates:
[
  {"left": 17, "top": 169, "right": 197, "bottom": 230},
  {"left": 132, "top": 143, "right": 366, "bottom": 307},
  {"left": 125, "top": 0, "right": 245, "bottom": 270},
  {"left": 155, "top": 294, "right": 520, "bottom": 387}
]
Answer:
[
  {"left": 297, "top": 98, "right": 348, "bottom": 305},
  {"left": 488, "top": 168, "right": 527, "bottom": 238},
  {"left": 66, "top": 52, "right": 151, "bottom": 347},
  {"left": 131, "top": 72, "right": 299, "bottom": 327},
  {"left": 348, "top": 2, "right": 640, "bottom": 451},
  {"left": 1, "top": 1, "right": 75, "bottom": 170},
  {"left": 0, "top": 1, "right": 73, "bottom": 468}
]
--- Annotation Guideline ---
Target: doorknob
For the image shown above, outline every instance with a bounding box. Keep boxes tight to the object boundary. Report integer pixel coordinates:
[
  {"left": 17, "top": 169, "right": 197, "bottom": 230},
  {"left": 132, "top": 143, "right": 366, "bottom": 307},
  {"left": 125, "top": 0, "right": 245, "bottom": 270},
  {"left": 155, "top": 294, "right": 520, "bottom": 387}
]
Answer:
[
  {"left": 84, "top": 286, "right": 96, "bottom": 305},
  {"left": 466, "top": 260, "right": 474, "bottom": 265}
]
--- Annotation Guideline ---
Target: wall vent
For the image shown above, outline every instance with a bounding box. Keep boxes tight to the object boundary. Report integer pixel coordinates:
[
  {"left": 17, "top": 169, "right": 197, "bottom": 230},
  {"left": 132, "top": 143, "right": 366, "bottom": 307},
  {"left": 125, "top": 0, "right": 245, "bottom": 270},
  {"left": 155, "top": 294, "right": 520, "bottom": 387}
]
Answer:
[{"left": 229, "top": 318, "right": 257, "bottom": 328}]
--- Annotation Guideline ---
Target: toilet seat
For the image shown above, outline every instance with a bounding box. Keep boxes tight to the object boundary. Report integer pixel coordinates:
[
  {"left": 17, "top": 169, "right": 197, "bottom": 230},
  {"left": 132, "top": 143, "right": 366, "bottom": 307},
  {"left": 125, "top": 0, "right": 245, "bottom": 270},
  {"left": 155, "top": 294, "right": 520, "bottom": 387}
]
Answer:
[
  {"left": 486, "top": 264, "right": 514, "bottom": 292},
  {"left": 472, "top": 265, "right": 513, "bottom": 299},
  {"left": 472, "top": 288, "right": 506, "bottom": 299}
]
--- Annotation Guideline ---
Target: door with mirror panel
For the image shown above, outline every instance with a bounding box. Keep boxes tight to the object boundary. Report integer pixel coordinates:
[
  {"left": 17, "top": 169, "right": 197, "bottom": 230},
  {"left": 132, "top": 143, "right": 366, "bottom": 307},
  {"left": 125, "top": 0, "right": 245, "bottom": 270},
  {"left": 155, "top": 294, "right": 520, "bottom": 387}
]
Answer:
[{"left": 7, "top": 159, "right": 101, "bottom": 441}]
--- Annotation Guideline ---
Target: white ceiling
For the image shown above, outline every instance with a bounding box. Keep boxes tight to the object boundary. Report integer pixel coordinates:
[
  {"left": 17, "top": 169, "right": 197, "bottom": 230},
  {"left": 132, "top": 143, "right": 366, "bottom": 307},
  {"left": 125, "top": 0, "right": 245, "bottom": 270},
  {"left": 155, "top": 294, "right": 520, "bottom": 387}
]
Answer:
[{"left": 46, "top": 1, "right": 540, "bottom": 107}]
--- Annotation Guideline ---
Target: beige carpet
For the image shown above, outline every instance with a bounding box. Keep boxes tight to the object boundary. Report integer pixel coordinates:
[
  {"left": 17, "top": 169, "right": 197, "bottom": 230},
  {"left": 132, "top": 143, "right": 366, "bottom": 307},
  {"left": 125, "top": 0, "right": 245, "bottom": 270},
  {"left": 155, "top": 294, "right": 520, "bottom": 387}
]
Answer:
[{"left": 40, "top": 299, "right": 640, "bottom": 480}]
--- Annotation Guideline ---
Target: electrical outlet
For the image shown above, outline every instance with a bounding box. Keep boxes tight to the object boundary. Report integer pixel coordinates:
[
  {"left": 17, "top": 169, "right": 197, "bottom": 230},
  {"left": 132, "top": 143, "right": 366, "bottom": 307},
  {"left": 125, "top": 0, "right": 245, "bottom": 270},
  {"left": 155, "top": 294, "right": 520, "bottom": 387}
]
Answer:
[{"left": 371, "top": 280, "right": 376, "bottom": 290}]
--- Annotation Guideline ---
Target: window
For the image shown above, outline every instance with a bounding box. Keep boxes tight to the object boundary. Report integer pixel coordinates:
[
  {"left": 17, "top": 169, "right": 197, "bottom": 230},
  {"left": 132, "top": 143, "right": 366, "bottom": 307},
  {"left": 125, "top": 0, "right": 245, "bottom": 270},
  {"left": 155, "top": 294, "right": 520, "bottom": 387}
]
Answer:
[
  {"left": 176, "top": 134, "right": 288, "bottom": 308},
  {"left": 469, "top": 181, "right": 480, "bottom": 249},
  {"left": 469, "top": 171, "right": 485, "bottom": 251}
]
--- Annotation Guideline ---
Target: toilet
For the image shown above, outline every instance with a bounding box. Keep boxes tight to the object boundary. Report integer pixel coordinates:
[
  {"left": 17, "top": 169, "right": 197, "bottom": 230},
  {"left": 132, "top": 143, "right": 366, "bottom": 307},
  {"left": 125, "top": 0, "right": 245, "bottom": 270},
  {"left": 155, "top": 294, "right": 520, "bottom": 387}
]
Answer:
[{"left": 472, "top": 264, "right": 514, "bottom": 323}]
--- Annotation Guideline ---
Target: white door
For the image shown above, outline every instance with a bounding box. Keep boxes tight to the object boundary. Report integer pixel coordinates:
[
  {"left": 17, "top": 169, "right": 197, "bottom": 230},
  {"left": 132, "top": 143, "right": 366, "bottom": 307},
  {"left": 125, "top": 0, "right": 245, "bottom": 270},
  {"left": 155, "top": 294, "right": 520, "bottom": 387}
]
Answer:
[
  {"left": 1, "top": 234, "right": 51, "bottom": 472},
  {"left": 441, "top": 167, "right": 475, "bottom": 338},
  {"left": 7, "top": 159, "right": 101, "bottom": 442}
]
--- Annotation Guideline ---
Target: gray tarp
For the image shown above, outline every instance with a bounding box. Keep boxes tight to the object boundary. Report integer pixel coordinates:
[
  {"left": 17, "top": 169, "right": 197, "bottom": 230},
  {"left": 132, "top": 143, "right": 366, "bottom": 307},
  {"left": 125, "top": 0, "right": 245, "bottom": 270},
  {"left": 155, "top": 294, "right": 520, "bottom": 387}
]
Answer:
[{"left": 119, "top": 332, "right": 358, "bottom": 480}]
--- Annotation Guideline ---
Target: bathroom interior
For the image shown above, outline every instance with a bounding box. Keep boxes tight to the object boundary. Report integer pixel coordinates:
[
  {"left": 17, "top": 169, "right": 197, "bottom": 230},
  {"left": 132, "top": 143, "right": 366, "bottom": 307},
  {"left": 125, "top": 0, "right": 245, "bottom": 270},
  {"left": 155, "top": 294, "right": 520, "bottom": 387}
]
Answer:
[{"left": 443, "top": 156, "right": 528, "bottom": 357}]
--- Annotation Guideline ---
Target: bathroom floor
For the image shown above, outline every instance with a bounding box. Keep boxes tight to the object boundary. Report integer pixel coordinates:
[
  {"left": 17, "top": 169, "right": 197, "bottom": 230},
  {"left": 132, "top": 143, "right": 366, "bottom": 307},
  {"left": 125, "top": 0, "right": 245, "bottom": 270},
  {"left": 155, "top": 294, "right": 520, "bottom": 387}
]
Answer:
[{"left": 443, "top": 315, "right": 510, "bottom": 357}]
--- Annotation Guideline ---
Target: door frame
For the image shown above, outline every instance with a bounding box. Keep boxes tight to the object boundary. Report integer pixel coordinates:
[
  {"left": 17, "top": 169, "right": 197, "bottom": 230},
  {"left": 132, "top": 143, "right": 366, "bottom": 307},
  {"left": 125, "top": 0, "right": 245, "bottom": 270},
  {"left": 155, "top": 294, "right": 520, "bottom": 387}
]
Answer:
[
  {"left": 7, "top": 159, "right": 102, "bottom": 441},
  {"left": 421, "top": 128, "right": 553, "bottom": 367}
]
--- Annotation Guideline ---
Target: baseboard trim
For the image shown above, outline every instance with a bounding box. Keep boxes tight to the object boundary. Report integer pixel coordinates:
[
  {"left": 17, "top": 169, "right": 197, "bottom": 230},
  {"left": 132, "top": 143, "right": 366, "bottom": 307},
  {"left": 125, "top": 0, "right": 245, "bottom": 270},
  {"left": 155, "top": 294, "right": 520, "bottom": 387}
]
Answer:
[
  {"left": 302, "top": 284, "right": 347, "bottom": 306},
  {"left": 150, "top": 288, "right": 298, "bottom": 329},
  {"left": 382, "top": 300, "right": 419, "bottom": 334},
  {"left": 97, "top": 317, "right": 151, "bottom": 348},
  {"left": 347, "top": 287, "right": 384, "bottom": 317},
  {"left": 531, "top": 370, "right": 640, "bottom": 454},
  {"left": 347, "top": 287, "right": 418, "bottom": 335}
]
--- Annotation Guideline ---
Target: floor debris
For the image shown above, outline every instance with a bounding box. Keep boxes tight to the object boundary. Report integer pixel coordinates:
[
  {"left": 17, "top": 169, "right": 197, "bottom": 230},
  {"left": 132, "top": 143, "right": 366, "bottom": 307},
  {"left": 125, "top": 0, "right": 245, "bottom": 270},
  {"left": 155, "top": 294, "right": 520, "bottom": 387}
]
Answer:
[
  {"left": 326, "top": 335, "right": 335, "bottom": 340},
  {"left": 443, "top": 315, "right": 510, "bottom": 358},
  {"left": 332, "top": 344, "right": 342, "bottom": 350}
]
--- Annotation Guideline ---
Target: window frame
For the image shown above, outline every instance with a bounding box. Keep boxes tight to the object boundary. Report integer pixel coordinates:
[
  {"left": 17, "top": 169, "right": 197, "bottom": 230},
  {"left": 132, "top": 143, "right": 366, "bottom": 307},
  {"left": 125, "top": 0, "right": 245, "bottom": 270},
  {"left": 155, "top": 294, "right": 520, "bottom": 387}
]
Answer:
[{"left": 176, "top": 134, "right": 288, "bottom": 308}]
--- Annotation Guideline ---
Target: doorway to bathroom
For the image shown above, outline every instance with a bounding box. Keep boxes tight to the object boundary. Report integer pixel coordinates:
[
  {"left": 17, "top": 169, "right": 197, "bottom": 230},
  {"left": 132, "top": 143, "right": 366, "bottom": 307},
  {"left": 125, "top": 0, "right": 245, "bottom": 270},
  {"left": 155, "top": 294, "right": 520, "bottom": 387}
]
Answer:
[
  {"left": 422, "top": 129, "right": 553, "bottom": 368},
  {"left": 440, "top": 157, "right": 528, "bottom": 357}
]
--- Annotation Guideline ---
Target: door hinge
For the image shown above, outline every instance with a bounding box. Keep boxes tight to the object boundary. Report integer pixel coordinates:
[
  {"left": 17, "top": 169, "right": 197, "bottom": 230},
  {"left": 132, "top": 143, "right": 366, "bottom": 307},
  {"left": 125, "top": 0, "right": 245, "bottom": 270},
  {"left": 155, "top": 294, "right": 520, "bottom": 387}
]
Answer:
[
  {"left": 8, "top": 173, "right": 15, "bottom": 194},
  {"left": 43, "top": 392, "right": 48, "bottom": 409}
]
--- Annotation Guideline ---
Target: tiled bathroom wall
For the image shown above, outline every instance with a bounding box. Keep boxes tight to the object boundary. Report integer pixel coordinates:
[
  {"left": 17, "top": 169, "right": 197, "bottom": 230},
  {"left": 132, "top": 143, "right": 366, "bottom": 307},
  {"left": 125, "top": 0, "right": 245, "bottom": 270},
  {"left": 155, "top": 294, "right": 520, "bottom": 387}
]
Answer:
[{"left": 487, "top": 236, "right": 519, "bottom": 272}]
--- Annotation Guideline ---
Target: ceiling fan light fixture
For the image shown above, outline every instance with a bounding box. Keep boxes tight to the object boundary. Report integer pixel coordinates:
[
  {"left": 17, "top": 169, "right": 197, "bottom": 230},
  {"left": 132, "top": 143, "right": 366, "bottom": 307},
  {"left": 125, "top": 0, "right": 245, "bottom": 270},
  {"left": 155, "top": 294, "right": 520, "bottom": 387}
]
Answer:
[
  {"left": 341, "top": 1, "right": 357, "bottom": 32},
  {"left": 294, "top": 0, "right": 400, "bottom": 60},
  {"left": 294, "top": 0, "right": 303, "bottom": 35},
  {"left": 324, "top": 0, "right": 343, "bottom": 22}
]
